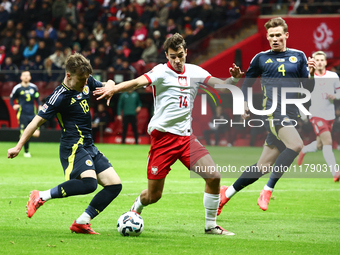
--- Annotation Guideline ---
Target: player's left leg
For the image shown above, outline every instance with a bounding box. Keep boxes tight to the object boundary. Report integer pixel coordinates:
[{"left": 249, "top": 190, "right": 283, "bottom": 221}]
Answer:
[
  {"left": 192, "top": 154, "right": 234, "bottom": 235},
  {"left": 264, "top": 126, "right": 303, "bottom": 194},
  {"left": 319, "top": 131, "right": 339, "bottom": 180}
]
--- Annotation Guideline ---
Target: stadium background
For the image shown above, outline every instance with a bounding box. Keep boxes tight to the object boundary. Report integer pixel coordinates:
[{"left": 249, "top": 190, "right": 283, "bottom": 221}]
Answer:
[{"left": 0, "top": 0, "right": 339, "bottom": 147}]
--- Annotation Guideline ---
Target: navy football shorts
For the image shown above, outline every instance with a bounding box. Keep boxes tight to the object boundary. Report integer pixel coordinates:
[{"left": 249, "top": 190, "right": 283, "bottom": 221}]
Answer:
[{"left": 60, "top": 144, "right": 112, "bottom": 180}]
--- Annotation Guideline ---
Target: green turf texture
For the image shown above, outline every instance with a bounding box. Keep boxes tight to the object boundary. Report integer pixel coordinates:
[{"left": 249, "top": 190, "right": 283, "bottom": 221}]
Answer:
[{"left": 1, "top": 142, "right": 339, "bottom": 255}]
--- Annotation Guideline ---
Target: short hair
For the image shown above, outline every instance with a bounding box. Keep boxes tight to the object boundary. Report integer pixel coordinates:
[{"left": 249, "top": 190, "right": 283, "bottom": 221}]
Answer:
[
  {"left": 312, "top": 50, "right": 327, "bottom": 59},
  {"left": 65, "top": 53, "right": 93, "bottom": 76},
  {"left": 163, "top": 33, "right": 187, "bottom": 53},
  {"left": 264, "top": 17, "right": 288, "bottom": 33}
]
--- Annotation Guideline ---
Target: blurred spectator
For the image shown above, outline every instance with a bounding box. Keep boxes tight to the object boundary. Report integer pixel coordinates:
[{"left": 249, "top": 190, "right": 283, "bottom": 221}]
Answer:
[
  {"left": 166, "top": 19, "right": 178, "bottom": 36},
  {"left": 105, "top": 22, "right": 120, "bottom": 45},
  {"left": 48, "top": 48, "right": 65, "bottom": 69},
  {"left": 183, "top": 1, "right": 200, "bottom": 28},
  {"left": 1, "top": 30, "right": 14, "bottom": 52},
  {"left": 0, "top": 19, "right": 15, "bottom": 37},
  {"left": 31, "top": 55, "right": 45, "bottom": 82},
  {"left": 0, "top": 45, "right": 6, "bottom": 66},
  {"left": 44, "top": 58, "right": 63, "bottom": 82},
  {"left": 93, "top": 23, "right": 104, "bottom": 42},
  {"left": 168, "top": 0, "right": 183, "bottom": 27},
  {"left": 9, "top": 0, "right": 24, "bottom": 24},
  {"left": 45, "top": 24, "right": 58, "bottom": 41},
  {"left": 19, "top": 58, "right": 32, "bottom": 72},
  {"left": 117, "top": 31, "right": 133, "bottom": 48},
  {"left": 3, "top": 57, "right": 19, "bottom": 82},
  {"left": 140, "top": 4, "right": 156, "bottom": 26},
  {"left": 65, "top": 1, "right": 78, "bottom": 27},
  {"left": 13, "top": 38, "right": 25, "bottom": 56},
  {"left": 23, "top": 2, "right": 38, "bottom": 31},
  {"left": 84, "top": 1, "right": 100, "bottom": 31},
  {"left": 92, "top": 103, "right": 111, "bottom": 142},
  {"left": 117, "top": 89, "right": 142, "bottom": 144},
  {"left": 156, "top": 1, "right": 169, "bottom": 27},
  {"left": 225, "top": 0, "right": 241, "bottom": 25},
  {"left": 52, "top": 0, "right": 67, "bottom": 29},
  {"left": 76, "top": 31, "right": 88, "bottom": 51},
  {"left": 23, "top": 38, "right": 38, "bottom": 61},
  {"left": 197, "top": 3, "right": 213, "bottom": 30},
  {"left": 212, "top": 0, "right": 229, "bottom": 29},
  {"left": 152, "top": 30, "right": 164, "bottom": 51},
  {"left": 7, "top": 46, "right": 23, "bottom": 67},
  {"left": 36, "top": 41, "right": 51, "bottom": 60},
  {"left": 148, "top": 18, "right": 166, "bottom": 39},
  {"left": 0, "top": 6, "right": 9, "bottom": 31},
  {"left": 57, "top": 30, "right": 73, "bottom": 49},
  {"left": 38, "top": 1, "right": 52, "bottom": 25},
  {"left": 72, "top": 42, "right": 81, "bottom": 54},
  {"left": 193, "top": 20, "right": 208, "bottom": 41},
  {"left": 1, "top": 0, "right": 11, "bottom": 13},
  {"left": 15, "top": 23, "right": 25, "bottom": 40},
  {"left": 125, "top": 4, "right": 139, "bottom": 22},
  {"left": 64, "top": 23, "right": 76, "bottom": 42},
  {"left": 36, "top": 22, "right": 45, "bottom": 39},
  {"left": 93, "top": 56, "right": 106, "bottom": 70},
  {"left": 183, "top": 24, "right": 194, "bottom": 45},
  {"left": 141, "top": 38, "right": 158, "bottom": 63},
  {"left": 121, "top": 60, "right": 137, "bottom": 75},
  {"left": 132, "top": 22, "right": 148, "bottom": 43},
  {"left": 121, "top": 21, "right": 134, "bottom": 37},
  {"left": 297, "top": 0, "right": 318, "bottom": 14},
  {"left": 128, "top": 40, "right": 144, "bottom": 63}
]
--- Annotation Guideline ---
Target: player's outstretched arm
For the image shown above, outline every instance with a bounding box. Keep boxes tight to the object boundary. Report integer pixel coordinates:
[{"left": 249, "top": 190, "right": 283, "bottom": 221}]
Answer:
[
  {"left": 7, "top": 115, "right": 46, "bottom": 159},
  {"left": 93, "top": 75, "right": 149, "bottom": 106},
  {"left": 207, "top": 63, "right": 244, "bottom": 91}
]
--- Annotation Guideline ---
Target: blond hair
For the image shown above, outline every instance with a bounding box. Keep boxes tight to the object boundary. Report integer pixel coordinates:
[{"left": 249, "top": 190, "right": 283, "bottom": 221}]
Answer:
[
  {"left": 264, "top": 17, "right": 288, "bottom": 33},
  {"left": 65, "top": 53, "right": 93, "bottom": 75},
  {"left": 312, "top": 51, "right": 327, "bottom": 59}
]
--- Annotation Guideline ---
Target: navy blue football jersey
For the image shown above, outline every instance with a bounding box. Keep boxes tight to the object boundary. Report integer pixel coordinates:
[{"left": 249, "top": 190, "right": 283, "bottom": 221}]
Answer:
[
  {"left": 38, "top": 75, "right": 102, "bottom": 148},
  {"left": 242, "top": 48, "right": 314, "bottom": 118},
  {"left": 10, "top": 83, "right": 41, "bottom": 119}
]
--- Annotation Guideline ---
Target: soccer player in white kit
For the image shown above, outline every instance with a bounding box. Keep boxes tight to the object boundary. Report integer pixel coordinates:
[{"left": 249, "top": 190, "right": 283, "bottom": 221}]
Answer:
[
  {"left": 297, "top": 51, "right": 340, "bottom": 181},
  {"left": 94, "top": 33, "right": 243, "bottom": 235}
]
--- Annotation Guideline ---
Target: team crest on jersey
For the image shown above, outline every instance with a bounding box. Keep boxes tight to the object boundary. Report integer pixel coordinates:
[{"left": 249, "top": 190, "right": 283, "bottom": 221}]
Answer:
[
  {"left": 30, "top": 88, "right": 34, "bottom": 94},
  {"left": 289, "top": 56, "right": 298, "bottom": 63},
  {"left": 151, "top": 166, "right": 158, "bottom": 175},
  {"left": 178, "top": 76, "right": 188, "bottom": 87},
  {"left": 85, "top": 160, "right": 93, "bottom": 166},
  {"left": 76, "top": 93, "right": 82, "bottom": 100},
  {"left": 276, "top": 58, "right": 285, "bottom": 62},
  {"left": 41, "top": 103, "right": 49, "bottom": 113},
  {"left": 20, "top": 90, "right": 24, "bottom": 95},
  {"left": 83, "top": 85, "right": 89, "bottom": 95}
]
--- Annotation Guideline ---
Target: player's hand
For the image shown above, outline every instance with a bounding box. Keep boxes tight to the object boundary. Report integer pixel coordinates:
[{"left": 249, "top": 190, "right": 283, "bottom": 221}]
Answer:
[
  {"left": 93, "top": 80, "right": 116, "bottom": 106},
  {"left": 241, "top": 101, "right": 250, "bottom": 120},
  {"left": 117, "top": 115, "right": 122, "bottom": 121},
  {"left": 307, "top": 57, "right": 316, "bottom": 77},
  {"left": 229, "top": 63, "right": 244, "bottom": 79},
  {"left": 326, "top": 93, "right": 336, "bottom": 100},
  {"left": 7, "top": 147, "right": 21, "bottom": 159},
  {"left": 13, "top": 104, "right": 20, "bottom": 111}
]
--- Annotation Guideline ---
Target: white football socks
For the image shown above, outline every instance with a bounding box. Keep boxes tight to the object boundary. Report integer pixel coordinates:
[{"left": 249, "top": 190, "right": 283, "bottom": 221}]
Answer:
[
  {"left": 302, "top": 141, "right": 318, "bottom": 154},
  {"left": 225, "top": 185, "right": 236, "bottom": 198},
  {"left": 264, "top": 185, "right": 274, "bottom": 192},
  {"left": 76, "top": 212, "right": 91, "bottom": 224},
  {"left": 39, "top": 190, "right": 51, "bottom": 201},
  {"left": 322, "top": 145, "right": 337, "bottom": 176},
  {"left": 134, "top": 195, "right": 145, "bottom": 214},
  {"left": 203, "top": 192, "right": 219, "bottom": 229}
]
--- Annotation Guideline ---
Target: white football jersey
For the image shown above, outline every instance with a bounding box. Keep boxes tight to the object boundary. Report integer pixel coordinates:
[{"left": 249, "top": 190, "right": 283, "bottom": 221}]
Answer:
[
  {"left": 309, "top": 70, "right": 340, "bottom": 120},
  {"left": 144, "top": 62, "right": 211, "bottom": 136}
]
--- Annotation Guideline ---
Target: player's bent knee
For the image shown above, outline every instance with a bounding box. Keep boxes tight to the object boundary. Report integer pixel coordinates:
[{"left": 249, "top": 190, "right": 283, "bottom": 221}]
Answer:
[{"left": 82, "top": 177, "right": 98, "bottom": 193}]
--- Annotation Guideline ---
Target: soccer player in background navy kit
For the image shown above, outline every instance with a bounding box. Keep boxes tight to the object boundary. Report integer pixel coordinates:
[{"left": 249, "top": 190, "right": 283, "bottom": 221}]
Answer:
[
  {"left": 218, "top": 17, "right": 316, "bottom": 214},
  {"left": 10, "top": 71, "right": 42, "bottom": 158},
  {"left": 7, "top": 53, "right": 122, "bottom": 234}
]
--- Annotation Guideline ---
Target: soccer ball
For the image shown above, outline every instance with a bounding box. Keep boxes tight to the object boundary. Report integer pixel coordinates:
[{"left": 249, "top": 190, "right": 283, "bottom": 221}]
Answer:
[{"left": 117, "top": 212, "right": 144, "bottom": 236}]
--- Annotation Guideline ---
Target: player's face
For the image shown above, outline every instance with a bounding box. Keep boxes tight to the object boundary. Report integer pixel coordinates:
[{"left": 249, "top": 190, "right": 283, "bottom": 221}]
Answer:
[
  {"left": 20, "top": 71, "right": 31, "bottom": 84},
  {"left": 267, "top": 26, "right": 288, "bottom": 52},
  {"left": 68, "top": 72, "right": 89, "bottom": 92},
  {"left": 166, "top": 46, "right": 187, "bottom": 72},
  {"left": 314, "top": 54, "right": 327, "bottom": 72}
]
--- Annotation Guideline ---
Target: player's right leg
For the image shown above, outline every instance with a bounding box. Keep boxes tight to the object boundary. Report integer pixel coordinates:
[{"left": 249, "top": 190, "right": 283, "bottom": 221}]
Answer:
[
  {"left": 298, "top": 137, "right": 321, "bottom": 165},
  {"left": 130, "top": 178, "right": 165, "bottom": 214},
  {"left": 319, "top": 131, "right": 338, "bottom": 180}
]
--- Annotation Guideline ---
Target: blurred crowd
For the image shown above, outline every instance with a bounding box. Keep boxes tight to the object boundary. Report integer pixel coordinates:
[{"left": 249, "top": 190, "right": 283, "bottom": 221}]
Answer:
[{"left": 0, "top": 0, "right": 245, "bottom": 83}]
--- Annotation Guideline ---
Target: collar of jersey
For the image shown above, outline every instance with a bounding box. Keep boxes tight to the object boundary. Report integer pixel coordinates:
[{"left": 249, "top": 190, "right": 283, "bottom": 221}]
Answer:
[
  {"left": 167, "top": 62, "right": 185, "bottom": 74},
  {"left": 62, "top": 82, "right": 71, "bottom": 90},
  {"left": 315, "top": 70, "right": 327, "bottom": 77},
  {"left": 270, "top": 48, "right": 288, "bottom": 53}
]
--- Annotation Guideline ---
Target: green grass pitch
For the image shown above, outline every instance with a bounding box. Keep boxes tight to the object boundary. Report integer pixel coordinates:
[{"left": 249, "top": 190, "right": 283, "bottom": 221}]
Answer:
[{"left": 1, "top": 142, "right": 340, "bottom": 255}]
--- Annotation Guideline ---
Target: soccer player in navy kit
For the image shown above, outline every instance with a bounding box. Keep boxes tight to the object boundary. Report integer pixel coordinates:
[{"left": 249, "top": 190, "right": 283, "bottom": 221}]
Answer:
[
  {"left": 218, "top": 17, "right": 317, "bottom": 214},
  {"left": 7, "top": 53, "right": 122, "bottom": 234},
  {"left": 10, "top": 71, "right": 42, "bottom": 157}
]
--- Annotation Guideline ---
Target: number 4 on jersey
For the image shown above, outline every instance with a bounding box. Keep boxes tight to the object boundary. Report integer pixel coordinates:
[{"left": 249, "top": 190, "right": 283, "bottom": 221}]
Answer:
[{"left": 179, "top": 96, "right": 188, "bottom": 108}]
